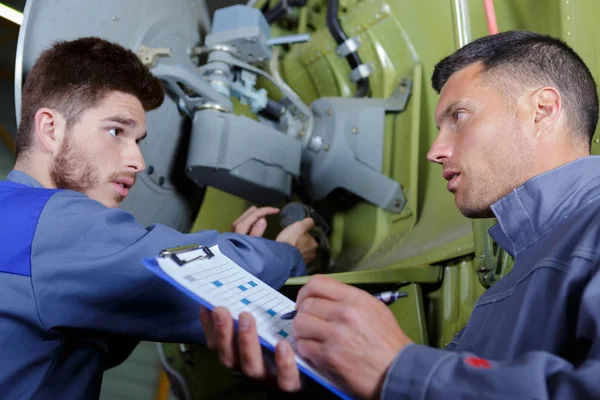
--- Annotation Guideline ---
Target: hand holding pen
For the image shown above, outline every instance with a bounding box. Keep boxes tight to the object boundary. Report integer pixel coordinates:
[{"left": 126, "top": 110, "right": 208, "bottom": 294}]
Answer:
[
  {"left": 202, "top": 275, "right": 414, "bottom": 399},
  {"left": 281, "top": 290, "right": 408, "bottom": 320}
]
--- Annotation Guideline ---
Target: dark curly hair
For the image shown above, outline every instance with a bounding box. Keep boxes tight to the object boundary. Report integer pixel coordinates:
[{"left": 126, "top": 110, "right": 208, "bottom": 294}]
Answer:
[{"left": 16, "top": 37, "right": 165, "bottom": 157}]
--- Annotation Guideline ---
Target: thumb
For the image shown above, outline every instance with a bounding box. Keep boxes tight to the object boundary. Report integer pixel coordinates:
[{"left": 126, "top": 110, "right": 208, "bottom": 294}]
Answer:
[
  {"left": 276, "top": 218, "right": 315, "bottom": 245},
  {"left": 289, "top": 218, "right": 315, "bottom": 237}
]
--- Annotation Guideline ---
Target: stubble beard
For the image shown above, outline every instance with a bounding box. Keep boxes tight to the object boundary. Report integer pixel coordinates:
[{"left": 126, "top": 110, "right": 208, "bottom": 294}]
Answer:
[
  {"left": 458, "top": 118, "right": 530, "bottom": 219},
  {"left": 50, "top": 139, "right": 131, "bottom": 206},
  {"left": 50, "top": 134, "right": 104, "bottom": 199}
]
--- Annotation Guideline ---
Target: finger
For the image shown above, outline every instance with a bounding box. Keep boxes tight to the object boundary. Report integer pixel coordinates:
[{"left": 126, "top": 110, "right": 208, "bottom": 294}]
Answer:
[
  {"left": 248, "top": 218, "right": 268, "bottom": 237},
  {"left": 213, "top": 307, "right": 238, "bottom": 368},
  {"left": 234, "top": 207, "right": 280, "bottom": 234},
  {"left": 298, "top": 235, "right": 318, "bottom": 264},
  {"left": 199, "top": 307, "right": 216, "bottom": 349},
  {"left": 296, "top": 339, "right": 328, "bottom": 371},
  {"left": 297, "top": 233, "right": 318, "bottom": 250},
  {"left": 292, "top": 311, "right": 332, "bottom": 342},
  {"left": 296, "top": 274, "right": 364, "bottom": 306},
  {"left": 305, "top": 298, "right": 367, "bottom": 334},
  {"left": 237, "top": 312, "right": 266, "bottom": 378},
  {"left": 232, "top": 206, "right": 257, "bottom": 226},
  {"left": 296, "top": 296, "right": 344, "bottom": 321},
  {"left": 302, "top": 251, "right": 317, "bottom": 264},
  {"left": 275, "top": 341, "right": 302, "bottom": 392},
  {"left": 275, "top": 218, "right": 315, "bottom": 245}
]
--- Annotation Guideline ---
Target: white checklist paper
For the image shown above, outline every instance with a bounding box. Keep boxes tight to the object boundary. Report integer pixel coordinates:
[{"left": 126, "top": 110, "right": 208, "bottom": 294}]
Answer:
[{"left": 147, "top": 244, "right": 351, "bottom": 400}]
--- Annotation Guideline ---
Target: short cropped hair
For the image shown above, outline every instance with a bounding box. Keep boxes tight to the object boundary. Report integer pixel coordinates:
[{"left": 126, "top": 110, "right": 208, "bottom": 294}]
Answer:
[
  {"left": 432, "top": 31, "right": 599, "bottom": 145},
  {"left": 16, "top": 37, "right": 165, "bottom": 157}
]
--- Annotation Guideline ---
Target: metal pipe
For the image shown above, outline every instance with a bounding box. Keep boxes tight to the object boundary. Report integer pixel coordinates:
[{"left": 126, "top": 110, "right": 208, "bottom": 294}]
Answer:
[
  {"left": 156, "top": 344, "right": 192, "bottom": 400},
  {"left": 266, "top": 33, "right": 311, "bottom": 46},
  {"left": 198, "top": 0, "right": 211, "bottom": 33},
  {"left": 484, "top": 0, "right": 499, "bottom": 35},
  {"left": 298, "top": 6, "right": 308, "bottom": 34},
  {"left": 450, "top": 0, "right": 472, "bottom": 49}
]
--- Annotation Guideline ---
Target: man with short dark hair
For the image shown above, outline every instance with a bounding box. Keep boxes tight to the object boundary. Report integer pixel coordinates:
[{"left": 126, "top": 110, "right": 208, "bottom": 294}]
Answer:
[
  {"left": 205, "top": 31, "right": 600, "bottom": 399},
  {"left": 0, "top": 37, "right": 316, "bottom": 399}
]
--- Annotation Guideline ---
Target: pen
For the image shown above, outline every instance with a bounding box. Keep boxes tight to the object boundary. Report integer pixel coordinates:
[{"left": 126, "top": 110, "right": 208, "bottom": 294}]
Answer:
[{"left": 280, "top": 290, "right": 408, "bottom": 320}]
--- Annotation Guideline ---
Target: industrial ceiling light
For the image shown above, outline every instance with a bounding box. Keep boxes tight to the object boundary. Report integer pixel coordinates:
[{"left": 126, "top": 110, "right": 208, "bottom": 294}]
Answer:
[{"left": 0, "top": 3, "right": 23, "bottom": 25}]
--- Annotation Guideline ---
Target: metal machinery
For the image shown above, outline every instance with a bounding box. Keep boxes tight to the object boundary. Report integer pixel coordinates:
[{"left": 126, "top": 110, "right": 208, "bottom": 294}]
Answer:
[{"left": 14, "top": 0, "right": 600, "bottom": 398}]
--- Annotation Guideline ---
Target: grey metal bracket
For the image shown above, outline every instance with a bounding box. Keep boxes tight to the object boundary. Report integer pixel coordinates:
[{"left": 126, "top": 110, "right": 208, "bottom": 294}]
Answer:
[
  {"left": 302, "top": 78, "right": 413, "bottom": 213},
  {"left": 136, "top": 45, "right": 172, "bottom": 69},
  {"left": 371, "top": 77, "right": 413, "bottom": 111},
  {"left": 229, "top": 69, "right": 268, "bottom": 113},
  {"left": 151, "top": 62, "right": 233, "bottom": 117},
  {"left": 186, "top": 110, "right": 302, "bottom": 204}
]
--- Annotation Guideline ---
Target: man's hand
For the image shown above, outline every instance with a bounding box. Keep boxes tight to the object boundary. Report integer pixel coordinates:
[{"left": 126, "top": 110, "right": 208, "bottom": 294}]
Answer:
[
  {"left": 231, "top": 206, "right": 280, "bottom": 237},
  {"left": 293, "top": 275, "right": 413, "bottom": 398},
  {"left": 202, "top": 275, "right": 412, "bottom": 399},
  {"left": 231, "top": 205, "right": 318, "bottom": 265},
  {"left": 199, "top": 307, "right": 302, "bottom": 392},
  {"left": 276, "top": 219, "right": 318, "bottom": 265}
]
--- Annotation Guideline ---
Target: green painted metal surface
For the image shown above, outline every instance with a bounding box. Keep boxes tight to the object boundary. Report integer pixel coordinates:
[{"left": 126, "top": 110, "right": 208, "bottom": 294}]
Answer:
[
  {"left": 5, "top": 0, "right": 600, "bottom": 397},
  {"left": 178, "top": 1, "right": 600, "bottom": 396}
]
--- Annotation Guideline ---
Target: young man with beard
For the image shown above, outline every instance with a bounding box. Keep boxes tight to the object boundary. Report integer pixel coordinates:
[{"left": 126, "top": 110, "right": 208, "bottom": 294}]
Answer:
[
  {"left": 204, "top": 31, "right": 600, "bottom": 399},
  {"left": 0, "top": 37, "right": 317, "bottom": 399}
]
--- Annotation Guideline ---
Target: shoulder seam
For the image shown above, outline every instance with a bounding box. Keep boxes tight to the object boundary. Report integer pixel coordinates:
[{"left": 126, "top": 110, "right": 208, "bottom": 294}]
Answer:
[{"left": 29, "top": 190, "right": 62, "bottom": 332}]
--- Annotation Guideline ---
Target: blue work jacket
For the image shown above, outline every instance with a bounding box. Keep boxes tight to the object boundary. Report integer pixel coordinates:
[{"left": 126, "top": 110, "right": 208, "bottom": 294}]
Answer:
[
  {"left": 382, "top": 156, "right": 600, "bottom": 399},
  {"left": 0, "top": 170, "right": 305, "bottom": 399}
]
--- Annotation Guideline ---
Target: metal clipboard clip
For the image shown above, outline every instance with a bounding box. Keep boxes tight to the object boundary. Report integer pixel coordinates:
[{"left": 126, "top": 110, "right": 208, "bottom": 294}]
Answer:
[{"left": 159, "top": 244, "right": 214, "bottom": 266}]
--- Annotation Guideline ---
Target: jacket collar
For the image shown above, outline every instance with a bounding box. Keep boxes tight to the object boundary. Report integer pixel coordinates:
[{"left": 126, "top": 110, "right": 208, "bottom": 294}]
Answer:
[
  {"left": 6, "top": 170, "right": 45, "bottom": 188},
  {"left": 489, "top": 156, "right": 600, "bottom": 257}
]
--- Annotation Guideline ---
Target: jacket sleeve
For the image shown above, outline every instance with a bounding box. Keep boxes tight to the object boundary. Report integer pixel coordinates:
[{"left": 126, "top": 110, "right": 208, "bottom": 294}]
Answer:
[
  {"left": 444, "top": 326, "right": 466, "bottom": 351},
  {"left": 381, "top": 269, "right": 600, "bottom": 400},
  {"left": 30, "top": 190, "right": 305, "bottom": 343}
]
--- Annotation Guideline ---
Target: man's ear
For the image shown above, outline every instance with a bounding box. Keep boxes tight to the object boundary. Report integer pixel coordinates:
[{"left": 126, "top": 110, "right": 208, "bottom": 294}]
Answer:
[
  {"left": 532, "top": 87, "right": 562, "bottom": 134},
  {"left": 33, "top": 108, "right": 65, "bottom": 154}
]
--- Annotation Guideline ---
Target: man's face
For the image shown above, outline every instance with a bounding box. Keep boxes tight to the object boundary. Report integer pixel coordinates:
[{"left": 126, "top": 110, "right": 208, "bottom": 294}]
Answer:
[
  {"left": 428, "top": 63, "right": 534, "bottom": 218},
  {"left": 50, "top": 91, "right": 147, "bottom": 208}
]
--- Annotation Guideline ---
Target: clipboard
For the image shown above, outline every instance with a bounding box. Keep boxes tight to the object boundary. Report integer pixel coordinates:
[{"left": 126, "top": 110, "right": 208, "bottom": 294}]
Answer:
[{"left": 144, "top": 244, "right": 353, "bottom": 400}]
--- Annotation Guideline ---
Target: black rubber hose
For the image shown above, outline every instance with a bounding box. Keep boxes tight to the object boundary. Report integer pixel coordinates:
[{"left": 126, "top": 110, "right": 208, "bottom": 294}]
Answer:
[
  {"left": 259, "top": 99, "right": 287, "bottom": 120},
  {"left": 264, "top": 1, "right": 286, "bottom": 23},
  {"left": 264, "top": 0, "right": 308, "bottom": 24},
  {"left": 326, "top": 0, "right": 370, "bottom": 97}
]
